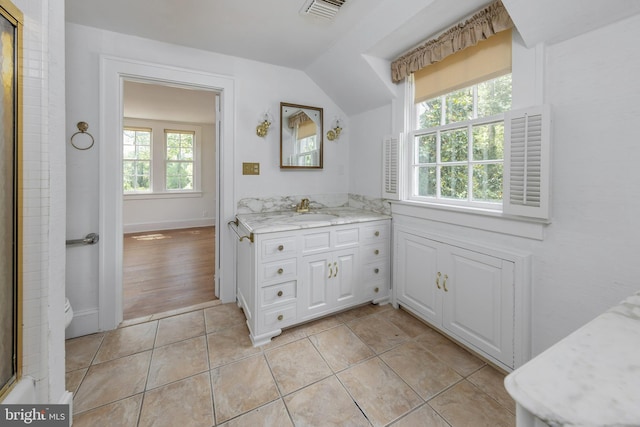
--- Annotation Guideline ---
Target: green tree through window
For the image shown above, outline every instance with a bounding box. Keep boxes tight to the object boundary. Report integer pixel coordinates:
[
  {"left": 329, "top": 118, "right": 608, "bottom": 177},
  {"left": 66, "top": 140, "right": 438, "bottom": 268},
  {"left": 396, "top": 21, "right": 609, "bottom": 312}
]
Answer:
[
  {"left": 123, "top": 128, "right": 151, "bottom": 192},
  {"left": 412, "top": 74, "right": 511, "bottom": 206},
  {"left": 165, "top": 131, "right": 195, "bottom": 190}
]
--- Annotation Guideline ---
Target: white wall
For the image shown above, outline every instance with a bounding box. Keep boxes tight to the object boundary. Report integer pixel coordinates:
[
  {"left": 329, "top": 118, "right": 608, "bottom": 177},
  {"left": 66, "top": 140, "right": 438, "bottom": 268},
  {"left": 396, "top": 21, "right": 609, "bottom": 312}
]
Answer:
[
  {"left": 360, "top": 17, "right": 640, "bottom": 356},
  {"left": 122, "top": 119, "right": 216, "bottom": 233},
  {"left": 348, "top": 104, "right": 393, "bottom": 198},
  {"left": 2, "top": 0, "right": 69, "bottom": 406},
  {"left": 65, "top": 23, "right": 349, "bottom": 334}
]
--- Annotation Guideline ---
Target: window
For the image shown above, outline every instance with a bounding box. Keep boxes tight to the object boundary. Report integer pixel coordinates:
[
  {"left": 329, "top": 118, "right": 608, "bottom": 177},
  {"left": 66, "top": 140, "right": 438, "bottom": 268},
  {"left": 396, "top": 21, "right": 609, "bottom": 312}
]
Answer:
[
  {"left": 410, "top": 74, "right": 512, "bottom": 209},
  {"left": 401, "top": 28, "right": 514, "bottom": 211},
  {"left": 123, "top": 122, "right": 201, "bottom": 195},
  {"left": 296, "top": 135, "right": 318, "bottom": 166},
  {"left": 165, "top": 130, "right": 195, "bottom": 190},
  {"left": 123, "top": 127, "right": 152, "bottom": 193}
]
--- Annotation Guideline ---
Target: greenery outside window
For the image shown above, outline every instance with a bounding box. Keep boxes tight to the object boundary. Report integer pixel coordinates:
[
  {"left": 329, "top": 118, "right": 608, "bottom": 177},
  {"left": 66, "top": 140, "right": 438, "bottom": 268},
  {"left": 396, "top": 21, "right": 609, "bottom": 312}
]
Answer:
[
  {"left": 410, "top": 74, "right": 512, "bottom": 209},
  {"left": 123, "top": 127, "right": 151, "bottom": 193},
  {"left": 165, "top": 130, "right": 195, "bottom": 191}
]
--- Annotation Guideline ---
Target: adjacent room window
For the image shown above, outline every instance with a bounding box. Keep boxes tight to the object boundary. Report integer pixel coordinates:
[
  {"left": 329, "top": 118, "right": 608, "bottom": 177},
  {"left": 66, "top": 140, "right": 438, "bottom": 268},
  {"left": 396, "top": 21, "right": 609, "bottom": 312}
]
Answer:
[
  {"left": 165, "top": 130, "right": 195, "bottom": 190},
  {"left": 411, "top": 74, "right": 512, "bottom": 209},
  {"left": 123, "top": 127, "right": 152, "bottom": 193},
  {"left": 123, "top": 123, "right": 201, "bottom": 195}
]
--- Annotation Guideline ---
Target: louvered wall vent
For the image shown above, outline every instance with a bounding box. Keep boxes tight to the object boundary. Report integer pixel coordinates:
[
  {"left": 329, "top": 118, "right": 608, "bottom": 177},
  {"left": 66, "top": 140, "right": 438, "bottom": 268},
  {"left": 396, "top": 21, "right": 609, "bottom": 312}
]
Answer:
[{"left": 300, "top": 0, "right": 347, "bottom": 21}]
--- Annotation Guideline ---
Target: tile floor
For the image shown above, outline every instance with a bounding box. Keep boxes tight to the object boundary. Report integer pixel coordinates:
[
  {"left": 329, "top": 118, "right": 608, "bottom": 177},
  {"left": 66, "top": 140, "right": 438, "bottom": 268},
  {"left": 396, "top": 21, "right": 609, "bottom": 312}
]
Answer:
[{"left": 66, "top": 302, "right": 515, "bottom": 427}]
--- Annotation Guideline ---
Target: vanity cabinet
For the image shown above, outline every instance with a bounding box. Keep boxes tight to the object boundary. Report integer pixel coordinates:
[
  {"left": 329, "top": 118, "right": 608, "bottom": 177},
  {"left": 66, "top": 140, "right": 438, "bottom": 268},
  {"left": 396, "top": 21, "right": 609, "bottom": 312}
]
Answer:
[
  {"left": 394, "top": 225, "right": 516, "bottom": 369},
  {"left": 236, "top": 219, "right": 390, "bottom": 346}
]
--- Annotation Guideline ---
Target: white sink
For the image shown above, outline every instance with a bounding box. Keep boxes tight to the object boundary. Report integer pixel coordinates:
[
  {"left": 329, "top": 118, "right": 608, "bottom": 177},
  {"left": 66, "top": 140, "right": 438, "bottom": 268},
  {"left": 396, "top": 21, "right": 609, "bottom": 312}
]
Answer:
[{"left": 291, "top": 213, "right": 337, "bottom": 222}]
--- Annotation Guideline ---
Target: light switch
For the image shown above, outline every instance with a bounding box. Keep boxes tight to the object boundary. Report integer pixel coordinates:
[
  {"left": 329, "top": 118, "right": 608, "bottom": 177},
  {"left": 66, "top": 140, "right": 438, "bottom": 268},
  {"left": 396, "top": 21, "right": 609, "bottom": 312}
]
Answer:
[{"left": 242, "top": 162, "right": 260, "bottom": 175}]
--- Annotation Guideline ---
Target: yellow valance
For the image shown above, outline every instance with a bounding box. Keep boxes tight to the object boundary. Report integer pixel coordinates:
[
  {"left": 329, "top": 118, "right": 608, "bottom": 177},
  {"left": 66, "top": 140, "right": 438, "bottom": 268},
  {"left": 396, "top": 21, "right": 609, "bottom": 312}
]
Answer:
[
  {"left": 391, "top": 0, "right": 513, "bottom": 84},
  {"left": 414, "top": 28, "right": 512, "bottom": 103}
]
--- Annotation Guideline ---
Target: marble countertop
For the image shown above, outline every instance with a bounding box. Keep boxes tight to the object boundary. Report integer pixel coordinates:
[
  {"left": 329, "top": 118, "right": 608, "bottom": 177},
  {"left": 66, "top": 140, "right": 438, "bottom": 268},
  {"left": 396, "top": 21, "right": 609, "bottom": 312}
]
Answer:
[
  {"left": 236, "top": 207, "right": 391, "bottom": 234},
  {"left": 504, "top": 291, "right": 640, "bottom": 426}
]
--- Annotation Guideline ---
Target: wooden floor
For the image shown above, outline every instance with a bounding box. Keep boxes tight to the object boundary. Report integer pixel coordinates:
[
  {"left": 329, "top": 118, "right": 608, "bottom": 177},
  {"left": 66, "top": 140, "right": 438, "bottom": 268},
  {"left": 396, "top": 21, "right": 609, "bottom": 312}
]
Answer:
[{"left": 123, "top": 226, "right": 217, "bottom": 320}]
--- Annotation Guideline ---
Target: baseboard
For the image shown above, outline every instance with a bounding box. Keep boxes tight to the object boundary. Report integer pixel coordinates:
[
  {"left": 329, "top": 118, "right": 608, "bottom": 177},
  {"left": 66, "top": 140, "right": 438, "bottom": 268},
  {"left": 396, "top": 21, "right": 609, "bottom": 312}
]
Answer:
[
  {"left": 59, "top": 390, "right": 73, "bottom": 424},
  {"left": 1, "top": 377, "right": 36, "bottom": 404},
  {"left": 65, "top": 308, "right": 99, "bottom": 339},
  {"left": 123, "top": 218, "right": 215, "bottom": 234}
]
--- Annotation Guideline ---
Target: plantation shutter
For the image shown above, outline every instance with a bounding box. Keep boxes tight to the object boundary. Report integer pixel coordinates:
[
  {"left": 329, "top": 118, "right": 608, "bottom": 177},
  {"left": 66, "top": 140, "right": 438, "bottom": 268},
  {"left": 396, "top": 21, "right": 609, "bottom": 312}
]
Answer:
[
  {"left": 382, "top": 135, "right": 401, "bottom": 200},
  {"left": 503, "top": 105, "right": 551, "bottom": 219}
]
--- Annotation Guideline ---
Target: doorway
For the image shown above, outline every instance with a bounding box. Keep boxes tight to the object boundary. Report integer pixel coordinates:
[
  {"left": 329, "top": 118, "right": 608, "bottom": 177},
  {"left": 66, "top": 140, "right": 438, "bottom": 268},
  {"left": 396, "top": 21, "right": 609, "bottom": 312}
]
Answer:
[
  {"left": 99, "top": 57, "right": 236, "bottom": 331},
  {"left": 121, "top": 80, "right": 218, "bottom": 320}
]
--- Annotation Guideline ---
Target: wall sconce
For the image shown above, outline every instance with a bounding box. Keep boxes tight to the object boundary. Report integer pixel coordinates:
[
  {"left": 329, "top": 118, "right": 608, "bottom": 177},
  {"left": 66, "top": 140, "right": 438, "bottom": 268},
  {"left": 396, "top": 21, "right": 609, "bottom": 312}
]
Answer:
[
  {"left": 256, "top": 112, "right": 273, "bottom": 137},
  {"left": 326, "top": 118, "right": 342, "bottom": 141}
]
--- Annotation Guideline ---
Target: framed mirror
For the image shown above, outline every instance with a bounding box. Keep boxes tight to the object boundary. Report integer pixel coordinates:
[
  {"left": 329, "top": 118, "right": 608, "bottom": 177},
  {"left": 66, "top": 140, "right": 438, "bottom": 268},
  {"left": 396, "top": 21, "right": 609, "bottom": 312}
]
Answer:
[{"left": 280, "top": 102, "right": 323, "bottom": 169}]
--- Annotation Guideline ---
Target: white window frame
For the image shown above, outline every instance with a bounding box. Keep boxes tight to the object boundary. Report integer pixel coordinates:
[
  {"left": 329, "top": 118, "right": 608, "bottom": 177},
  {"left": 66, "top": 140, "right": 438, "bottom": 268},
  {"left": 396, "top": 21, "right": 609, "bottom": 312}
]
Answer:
[
  {"left": 164, "top": 129, "right": 197, "bottom": 192},
  {"left": 123, "top": 126, "right": 153, "bottom": 194},
  {"left": 407, "top": 75, "right": 510, "bottom": 211},
  {"left": 123, "top": 118, "right": 202, "bottom": 198}
]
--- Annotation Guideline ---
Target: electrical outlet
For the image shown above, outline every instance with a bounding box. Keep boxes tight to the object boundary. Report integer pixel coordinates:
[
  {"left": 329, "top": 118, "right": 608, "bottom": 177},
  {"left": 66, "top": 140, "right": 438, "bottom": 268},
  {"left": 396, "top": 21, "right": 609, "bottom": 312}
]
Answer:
[{"left": 242, "top": 162, "right": 260, "bottom": 175}]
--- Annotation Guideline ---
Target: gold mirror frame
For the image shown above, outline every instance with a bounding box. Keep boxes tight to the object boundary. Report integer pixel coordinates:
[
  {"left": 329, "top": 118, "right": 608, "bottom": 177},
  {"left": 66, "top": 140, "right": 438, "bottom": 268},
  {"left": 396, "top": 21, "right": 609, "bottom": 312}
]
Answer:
[
  {"left": 0, "top": 0, "right": 23, "bottom": 400},
  {"left": 280, "top": 102, "right": 323, "bottom": 169}
]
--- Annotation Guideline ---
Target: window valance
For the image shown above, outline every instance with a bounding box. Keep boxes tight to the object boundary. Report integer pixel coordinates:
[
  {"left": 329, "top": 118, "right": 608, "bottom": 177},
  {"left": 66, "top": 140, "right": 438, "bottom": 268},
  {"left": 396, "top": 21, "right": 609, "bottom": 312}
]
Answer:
[
  {"left": 390, "top": 0, "right": 513, "bottom": 83},
  {"left": 288, "top": 111, "right": 311, "bottom": 129}
]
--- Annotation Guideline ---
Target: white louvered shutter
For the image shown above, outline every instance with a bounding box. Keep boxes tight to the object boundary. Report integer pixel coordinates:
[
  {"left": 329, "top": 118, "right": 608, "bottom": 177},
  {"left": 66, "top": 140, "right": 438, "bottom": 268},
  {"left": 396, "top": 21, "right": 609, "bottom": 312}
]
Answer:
[
  {"left": 382, "top": 135, "right": 401, "bottom": 200},
  {"left": 503, "top": 105, "right": 551, "bottom": 220}
]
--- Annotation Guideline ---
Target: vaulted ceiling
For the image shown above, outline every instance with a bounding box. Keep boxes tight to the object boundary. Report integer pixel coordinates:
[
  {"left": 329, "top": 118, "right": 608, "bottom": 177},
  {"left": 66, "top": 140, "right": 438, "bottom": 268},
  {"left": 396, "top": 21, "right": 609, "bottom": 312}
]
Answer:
[{"left": 66, "top": 0, "right": 640, "bottom": 115}]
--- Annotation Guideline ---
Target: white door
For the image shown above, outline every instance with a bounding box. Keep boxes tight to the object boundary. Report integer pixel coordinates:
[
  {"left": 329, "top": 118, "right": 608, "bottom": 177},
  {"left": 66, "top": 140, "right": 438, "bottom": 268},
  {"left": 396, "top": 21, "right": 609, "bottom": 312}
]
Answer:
[
  {"left": 441, "top": 245, "right": 515, "bottom": 366},
  {"left": 300, "top": 253, "right": 332, "bottom": 320},
  {"left": 394, "top": 232, "right": 441, "bottom": 324},
  {"left": 333, "top": 248, "right": 359, "bottom": 308}
]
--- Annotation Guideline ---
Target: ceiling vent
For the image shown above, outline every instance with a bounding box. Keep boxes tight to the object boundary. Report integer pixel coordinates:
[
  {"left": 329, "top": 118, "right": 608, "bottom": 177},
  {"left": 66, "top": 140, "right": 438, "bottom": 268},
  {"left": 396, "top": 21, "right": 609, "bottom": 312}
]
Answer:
[{"left": 300, "top": 0, "right": 347, "bottom": 21}]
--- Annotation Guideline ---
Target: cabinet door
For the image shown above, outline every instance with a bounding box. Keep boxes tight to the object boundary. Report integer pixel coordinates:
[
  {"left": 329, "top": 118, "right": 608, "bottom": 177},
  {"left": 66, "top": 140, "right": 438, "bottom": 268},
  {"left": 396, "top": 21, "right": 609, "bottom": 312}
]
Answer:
[
  {"left": 441, "top": 245, "right": 514, "bottom": 366},
  {"left": 333, "top": 248, "right": 359, "bottom": 308},
  {"left": 394, "top": 232, "right": 441, "bottom": 324},
  {"left": 300, "top": 253, "right": 332, "bottom": 320}
]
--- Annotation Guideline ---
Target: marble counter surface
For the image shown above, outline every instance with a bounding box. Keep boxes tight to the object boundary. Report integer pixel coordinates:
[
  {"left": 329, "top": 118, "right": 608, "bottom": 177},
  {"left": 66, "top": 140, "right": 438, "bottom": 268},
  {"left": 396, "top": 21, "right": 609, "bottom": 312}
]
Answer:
[
  {"left": 236, "top": 207, "right": 391, "bottom": 234},
  {"left": 504, "top": 291, "right": 640, "bottom": 427}
]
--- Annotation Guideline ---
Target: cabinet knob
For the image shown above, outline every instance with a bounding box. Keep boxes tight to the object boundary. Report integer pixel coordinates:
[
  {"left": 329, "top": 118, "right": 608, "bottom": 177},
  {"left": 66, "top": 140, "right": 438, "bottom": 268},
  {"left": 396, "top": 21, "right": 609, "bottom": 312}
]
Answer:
[
  {"left": 277, "top": 290, "right": 283, "bottom": 297},
  {"left": 374, "top": 287, "right": 379, "bottom": 293},
  {"left": 374, "top": 268, "right": 379, "bottom": 274},
  {"left": 278, "top": 245, "right": 284, "bottom": 251},
  {"left": 436, "top": 271, "right": 442, "bottom": 289},
  {"left": 277, "top": 268, "right": 284, "bottom": 274},
  {"left": 374, "top": 231, "right": 380, "bottom": 237},
  {"left": 277, "top": 314, "right": 283, "bottom": 321},
  {"left": 374, "top": 249, "right": 379, "bottom": 255},
  {"left": 443, "top": 274, "right": 449, "bottom": 292}
]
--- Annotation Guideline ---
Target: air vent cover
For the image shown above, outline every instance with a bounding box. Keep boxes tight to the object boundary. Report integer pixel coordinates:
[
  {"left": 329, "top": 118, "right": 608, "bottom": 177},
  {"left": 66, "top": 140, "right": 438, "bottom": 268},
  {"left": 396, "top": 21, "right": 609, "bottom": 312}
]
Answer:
[{"left": 300, "top": 0, "right": 346, "bottom": 21}]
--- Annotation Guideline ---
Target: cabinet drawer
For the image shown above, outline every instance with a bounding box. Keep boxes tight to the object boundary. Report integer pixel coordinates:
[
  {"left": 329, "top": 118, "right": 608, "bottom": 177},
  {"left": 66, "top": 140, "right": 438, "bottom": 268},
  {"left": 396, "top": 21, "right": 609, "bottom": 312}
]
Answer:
[
  {"left": 261, "top": 303, "right": 297, "bottom": 330},
  {"left": 302, "top": 230, "right": 331, "bottom": 253},
  {"left": 361, "top": 222, "right": 390, "bottom": 243},
  {"left": 261, "top": 258, "right": 297, "bottom": 283},
  {"left": 362, "top": 262, "right": 389, "bottom": 282},
  {"left": 365, "top": 282, "right": 388, "bottom": 300},
  {"left": 261, "top": 281, "right": 297, "bottom": 306},
  {"left": 334, "top": 227, "right": 359, "bottom": 247},
  {"left": 262, "top": 236, "right": 297, "bottom": 260},
  {"left": 361, "top": 242, "right": 389, "bottom": 263}
]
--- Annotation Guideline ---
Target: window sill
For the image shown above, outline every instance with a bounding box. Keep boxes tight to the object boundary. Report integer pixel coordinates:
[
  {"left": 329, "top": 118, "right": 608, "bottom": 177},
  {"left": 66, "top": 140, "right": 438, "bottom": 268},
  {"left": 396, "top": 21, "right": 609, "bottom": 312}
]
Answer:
[
  {"left": 124, "top": 191, "right": 203, "bottom": 201},
  {"left": 390, "top": 200, "right": 548, "bottom": 241}
]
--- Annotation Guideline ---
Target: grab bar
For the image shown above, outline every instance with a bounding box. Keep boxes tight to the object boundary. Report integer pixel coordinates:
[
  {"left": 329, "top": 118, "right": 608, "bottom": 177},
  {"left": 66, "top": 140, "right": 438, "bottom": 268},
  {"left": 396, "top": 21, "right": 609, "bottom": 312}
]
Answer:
[
  {"left": 228, "top": 219, "right": 254, "bottom": 243},
  {"left": 66, "top": 232, "right": 99, "bottom": 246}
]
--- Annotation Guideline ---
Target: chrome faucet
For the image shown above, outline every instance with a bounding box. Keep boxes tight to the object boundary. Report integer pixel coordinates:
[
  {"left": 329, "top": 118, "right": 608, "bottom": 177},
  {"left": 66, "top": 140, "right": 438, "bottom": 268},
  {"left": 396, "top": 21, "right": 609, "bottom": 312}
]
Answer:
[{"left": 296, "top": 198, "right": 310, "bottom": 213}]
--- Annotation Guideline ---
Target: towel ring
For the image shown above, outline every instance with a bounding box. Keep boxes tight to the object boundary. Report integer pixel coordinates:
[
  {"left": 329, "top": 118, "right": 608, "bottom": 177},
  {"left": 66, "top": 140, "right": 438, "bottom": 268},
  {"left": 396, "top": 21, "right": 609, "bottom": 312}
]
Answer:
[{"left": 70, "top": 121, "right": 95, "bottom": 150}]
